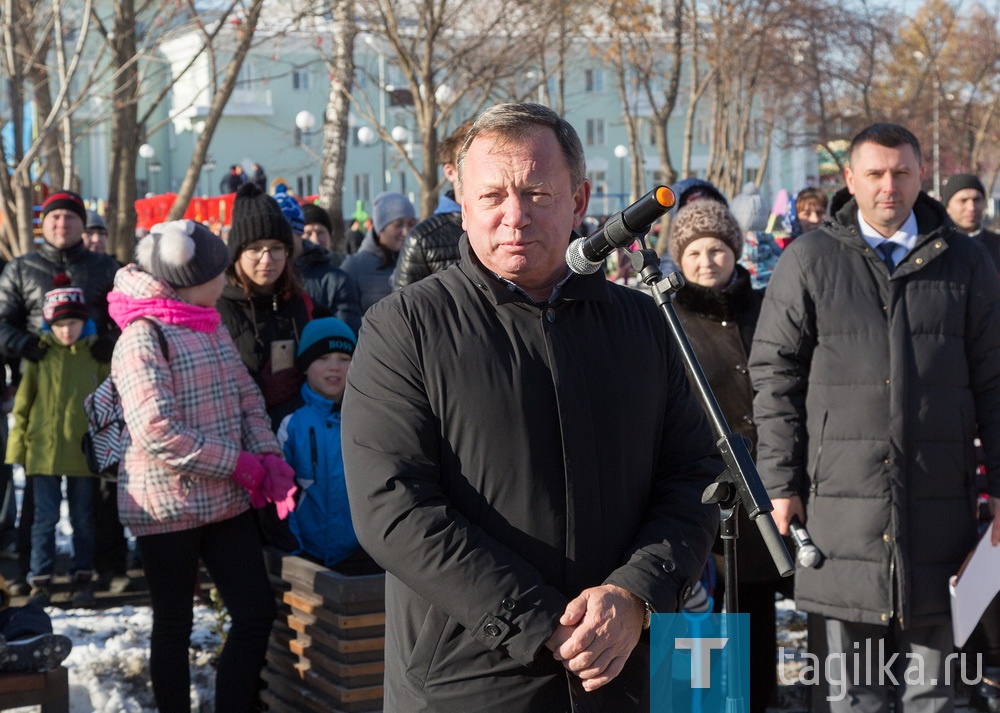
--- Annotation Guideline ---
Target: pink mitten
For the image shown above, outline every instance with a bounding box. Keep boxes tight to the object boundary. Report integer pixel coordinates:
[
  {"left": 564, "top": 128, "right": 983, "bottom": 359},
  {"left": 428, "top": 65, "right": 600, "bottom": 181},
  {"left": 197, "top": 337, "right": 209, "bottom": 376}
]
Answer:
[
  {"left": 230, "top": 451, "right": 265, "bottom": 494},
  {"left": 261, "top": 454, "right": 298, "bottom": 520}
]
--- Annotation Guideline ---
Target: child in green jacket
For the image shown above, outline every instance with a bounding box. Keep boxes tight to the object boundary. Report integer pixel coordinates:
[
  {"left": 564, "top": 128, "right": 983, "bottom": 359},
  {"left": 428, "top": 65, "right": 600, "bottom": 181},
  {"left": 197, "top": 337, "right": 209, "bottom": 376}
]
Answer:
[{"left": 5, "top": 274, "right": 109, "bottom": 607}]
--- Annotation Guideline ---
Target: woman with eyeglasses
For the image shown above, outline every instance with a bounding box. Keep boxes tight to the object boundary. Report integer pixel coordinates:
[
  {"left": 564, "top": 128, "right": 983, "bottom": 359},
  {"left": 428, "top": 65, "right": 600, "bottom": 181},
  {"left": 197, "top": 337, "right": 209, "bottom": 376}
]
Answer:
[{"left": 216, "top": 183, "right": 317, "bottom": 550}]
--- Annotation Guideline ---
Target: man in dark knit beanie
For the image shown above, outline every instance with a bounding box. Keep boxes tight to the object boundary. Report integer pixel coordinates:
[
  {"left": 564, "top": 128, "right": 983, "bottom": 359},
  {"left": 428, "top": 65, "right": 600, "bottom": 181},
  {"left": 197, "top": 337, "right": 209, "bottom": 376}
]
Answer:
[
  {"left": 302, "top": 203, "right": 335, "bottom": 252},
  {"left": 941, "top": 172, "right": 1000, "bottom": 271},
  {"left": 0, "top": 190, "right": 122, "bottom": 596}
]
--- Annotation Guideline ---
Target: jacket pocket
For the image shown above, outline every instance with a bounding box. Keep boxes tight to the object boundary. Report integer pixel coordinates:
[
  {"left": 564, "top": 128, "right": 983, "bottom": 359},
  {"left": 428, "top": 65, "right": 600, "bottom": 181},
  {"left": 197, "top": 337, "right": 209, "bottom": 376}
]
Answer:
[
  {"left": 404, "top": 605, "right": 450, "bottom": 689},
  {"left": 807, "top": 410, "right": 830, "bottom": 498}
]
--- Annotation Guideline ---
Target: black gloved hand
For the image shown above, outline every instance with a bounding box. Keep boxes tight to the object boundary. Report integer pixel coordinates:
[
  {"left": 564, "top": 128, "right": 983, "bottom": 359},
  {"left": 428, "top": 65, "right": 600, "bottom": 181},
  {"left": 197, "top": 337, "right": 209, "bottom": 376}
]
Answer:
[
  {"left": 90, "top": 333, "right": 116, "bottom": 363},
  {"left": 21, "top": 340, "right": 46, "bottom": 363}
]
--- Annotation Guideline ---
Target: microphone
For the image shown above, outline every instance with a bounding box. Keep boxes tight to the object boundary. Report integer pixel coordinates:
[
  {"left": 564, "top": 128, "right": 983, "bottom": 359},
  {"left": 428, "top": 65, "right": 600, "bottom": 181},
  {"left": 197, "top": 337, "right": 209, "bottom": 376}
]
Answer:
[
  {"left": 789, "top": 516, "right": 823, "bottom": 569},
  {"left": 566, "top": 185, "right": 675, "bottom": 274}
]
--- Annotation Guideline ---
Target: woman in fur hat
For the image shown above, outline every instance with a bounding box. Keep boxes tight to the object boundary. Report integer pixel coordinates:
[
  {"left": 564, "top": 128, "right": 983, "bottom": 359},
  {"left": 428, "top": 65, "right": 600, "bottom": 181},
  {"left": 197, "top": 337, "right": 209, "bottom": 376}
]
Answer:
[{"left": 668, "top": 199, "right": 787, "bottom": 713}]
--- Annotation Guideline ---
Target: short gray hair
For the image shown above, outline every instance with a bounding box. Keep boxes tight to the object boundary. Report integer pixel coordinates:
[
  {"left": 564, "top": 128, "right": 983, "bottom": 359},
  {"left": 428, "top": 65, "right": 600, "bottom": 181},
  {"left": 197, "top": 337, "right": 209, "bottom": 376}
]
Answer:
[{"left": 457, "top": 103, "right": 586, "bottom": 190}]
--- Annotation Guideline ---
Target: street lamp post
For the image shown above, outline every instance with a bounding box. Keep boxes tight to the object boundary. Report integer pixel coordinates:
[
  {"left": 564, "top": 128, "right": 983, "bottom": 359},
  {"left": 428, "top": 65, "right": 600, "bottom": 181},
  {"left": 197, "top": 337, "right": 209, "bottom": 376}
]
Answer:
[
  {"left": 391, "top": 126, "right": 409, "bottom": 194},
  {"left": 913, "top": 50, "right": 942, "bottom": 196},
  {"left": 138, "top": 143, "right": 154, "bottom": 196},
  {"left": 614, "top": 144, "right": 628, "bottom": 209},
  {"left": 365, "top": 36, "right": 389, "bottom": 191},
  {"left": 203, "top": 156, "right": 216, "bottom": 196}
]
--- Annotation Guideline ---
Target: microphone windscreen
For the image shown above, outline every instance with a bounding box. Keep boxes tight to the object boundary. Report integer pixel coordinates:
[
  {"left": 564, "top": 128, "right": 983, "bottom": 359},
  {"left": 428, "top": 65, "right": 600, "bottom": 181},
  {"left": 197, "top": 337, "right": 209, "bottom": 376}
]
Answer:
[{"left": 565, "top": 237, "right": 603, "bottom": 275}]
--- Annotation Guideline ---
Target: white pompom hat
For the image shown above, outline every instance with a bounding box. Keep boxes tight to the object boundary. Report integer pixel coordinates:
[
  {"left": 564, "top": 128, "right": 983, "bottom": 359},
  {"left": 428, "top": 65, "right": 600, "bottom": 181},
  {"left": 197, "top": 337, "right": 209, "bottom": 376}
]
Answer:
[{"left": 136, "top": 219, "right": 229, "bottom": 288}]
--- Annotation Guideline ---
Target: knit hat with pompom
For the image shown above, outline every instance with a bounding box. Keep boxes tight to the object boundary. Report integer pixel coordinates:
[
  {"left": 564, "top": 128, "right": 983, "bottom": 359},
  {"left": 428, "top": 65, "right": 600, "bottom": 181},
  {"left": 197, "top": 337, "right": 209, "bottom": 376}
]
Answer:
[
  {"left": 136, "top": 220, "right": 229, "bottom": 288},
  {"left": 42, "top": 273, "right": 89, "bottom": 324}
]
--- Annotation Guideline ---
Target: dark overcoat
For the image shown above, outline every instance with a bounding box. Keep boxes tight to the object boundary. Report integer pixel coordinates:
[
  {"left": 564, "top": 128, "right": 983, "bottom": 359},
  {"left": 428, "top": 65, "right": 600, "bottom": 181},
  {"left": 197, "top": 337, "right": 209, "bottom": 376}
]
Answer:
[
  {"left": 750, "top": 190, "right": 1000, "bottom": 628},
  {"left": 343, "top": 236, "right": 722, "bottom": 712}
]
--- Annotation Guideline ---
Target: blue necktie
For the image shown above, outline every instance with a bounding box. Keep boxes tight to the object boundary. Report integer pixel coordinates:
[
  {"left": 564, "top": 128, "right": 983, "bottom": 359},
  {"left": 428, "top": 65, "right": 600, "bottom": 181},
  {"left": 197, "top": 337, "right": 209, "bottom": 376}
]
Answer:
[{"left": 876, "top": 242, "right": 896, "bottom": 274}]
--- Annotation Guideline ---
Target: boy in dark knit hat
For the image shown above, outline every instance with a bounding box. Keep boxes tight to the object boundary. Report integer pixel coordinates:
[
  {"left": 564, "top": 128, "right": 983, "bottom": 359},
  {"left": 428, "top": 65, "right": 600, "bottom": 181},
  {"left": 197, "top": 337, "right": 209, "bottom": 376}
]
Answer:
[
  {"left": 275, "top": 318, "right": 370, "bottom": 571},
  {"left": 5, "top": 275, "right": 109, "bottom": 607}
]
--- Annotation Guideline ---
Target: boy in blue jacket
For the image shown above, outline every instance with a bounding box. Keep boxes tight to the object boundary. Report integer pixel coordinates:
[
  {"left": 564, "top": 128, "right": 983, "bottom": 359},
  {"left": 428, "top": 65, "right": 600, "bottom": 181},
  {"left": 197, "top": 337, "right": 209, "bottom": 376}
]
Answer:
[{"left": 275, "top": 318, "right": 361, "bottom": 568}]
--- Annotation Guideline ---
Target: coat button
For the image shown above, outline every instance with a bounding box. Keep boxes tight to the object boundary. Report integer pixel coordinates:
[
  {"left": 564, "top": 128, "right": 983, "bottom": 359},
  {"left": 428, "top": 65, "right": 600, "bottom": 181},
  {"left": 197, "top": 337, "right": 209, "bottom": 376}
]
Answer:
[
  {"left": 883, "top": 533, "right": 891, "bottom": 542},
  {"left": 662, "top": 561, "right": 676, "bottom": 573},
  {"left": 545, "top": 308, "right": 555, "bottom": 323},
  {"left": 502, "top": 598, "right": 516, "bottom": 611},
  {"left": 935, "top": 242, "right": 942, "bottom": 248},
  {"left": 880, "top": 613, "right": 888, "bottom": 621},
  {"left": 485, "top": 624, "right": 501, "bottom": 637}
]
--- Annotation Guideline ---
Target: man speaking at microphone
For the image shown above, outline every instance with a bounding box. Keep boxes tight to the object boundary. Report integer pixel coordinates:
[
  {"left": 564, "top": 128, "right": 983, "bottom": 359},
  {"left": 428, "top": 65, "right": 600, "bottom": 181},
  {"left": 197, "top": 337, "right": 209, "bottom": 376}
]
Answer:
[{"left": 342, "top": 102, "right": 721, "bottom": 712}]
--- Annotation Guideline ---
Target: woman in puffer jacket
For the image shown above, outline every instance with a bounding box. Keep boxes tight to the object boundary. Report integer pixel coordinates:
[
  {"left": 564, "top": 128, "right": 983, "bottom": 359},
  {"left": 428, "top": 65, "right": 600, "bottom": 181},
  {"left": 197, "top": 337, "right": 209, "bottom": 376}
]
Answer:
[{"left": 108, "top": 220, "right": 296, "bottom": 713}]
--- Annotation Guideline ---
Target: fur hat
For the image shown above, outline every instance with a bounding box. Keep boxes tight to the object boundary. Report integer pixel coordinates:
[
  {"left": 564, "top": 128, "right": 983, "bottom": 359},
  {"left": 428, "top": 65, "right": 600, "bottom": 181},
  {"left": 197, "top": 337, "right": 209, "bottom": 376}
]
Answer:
[
  {"left": 85, "top": 210, "right": 107, "bottom": 231},
  {"left": 136, "top": 220, "right": 229, "bottom": 288},
  {"left": 669, "top": 200, "right": 744, "bottom": 266},
  {"left": 302, "top": 203, "right": 333, "bottom": 234},
  {"left": 372, "top": 192, "right": 416, "bottom": 234},
  {"left": 941, "top": 173, "right": 986, "bottom": 208},
  {"left": 296, "top": 317, "right": 357, "bottom": 372},
  {"left": 41, "top": 190, "right": 87, "bottom": 223},
  {"left": 43, "top": 273, "right": 89, "bottom": 324},
  {"left": 272, "top": 184, "right": 305, "bottom": 235},
  {"left": 228, "top": 183, "right": 294, "bottom": 260}
]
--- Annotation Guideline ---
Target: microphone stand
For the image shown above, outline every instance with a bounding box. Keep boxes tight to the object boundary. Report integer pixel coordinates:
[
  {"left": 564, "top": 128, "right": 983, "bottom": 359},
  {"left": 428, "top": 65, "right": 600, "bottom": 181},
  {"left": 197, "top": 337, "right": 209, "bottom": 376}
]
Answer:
[{"left": 628, "top": 242, "right": 794, "bottom": 712}]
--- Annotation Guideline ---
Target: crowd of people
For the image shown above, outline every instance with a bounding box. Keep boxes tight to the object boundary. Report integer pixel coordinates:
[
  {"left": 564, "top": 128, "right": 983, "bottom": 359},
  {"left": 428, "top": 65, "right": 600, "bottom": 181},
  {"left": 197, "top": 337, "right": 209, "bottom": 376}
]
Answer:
[{"left": 0, "top": 105, "right": 996, "bottom": 713}]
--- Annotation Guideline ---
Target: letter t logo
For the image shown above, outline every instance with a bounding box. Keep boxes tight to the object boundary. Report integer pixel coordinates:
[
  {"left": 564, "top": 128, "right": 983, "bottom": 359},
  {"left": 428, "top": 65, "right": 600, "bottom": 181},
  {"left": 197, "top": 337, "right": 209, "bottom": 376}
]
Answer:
[{"left": 674, "top": 637, "right": 729, "bottom": 688}]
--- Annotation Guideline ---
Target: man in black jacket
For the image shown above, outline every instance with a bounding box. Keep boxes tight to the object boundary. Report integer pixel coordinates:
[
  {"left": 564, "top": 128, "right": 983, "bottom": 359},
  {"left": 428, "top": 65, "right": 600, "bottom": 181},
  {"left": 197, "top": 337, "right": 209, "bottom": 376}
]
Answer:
[
  {"left": 343, "top": 103, "right": 721, "bottom": 712},
  {"left": 941, "top": 172, "right": 1000, "bottom": 272},
  {"left": 390, "top": 118, "right": 474, "bottom": 290},
  {"left": 751, "top": 124, "right": 1000, "bottom": 712},
  {"left": 0, "top": 190, "right": 125, "bottom": 594}
]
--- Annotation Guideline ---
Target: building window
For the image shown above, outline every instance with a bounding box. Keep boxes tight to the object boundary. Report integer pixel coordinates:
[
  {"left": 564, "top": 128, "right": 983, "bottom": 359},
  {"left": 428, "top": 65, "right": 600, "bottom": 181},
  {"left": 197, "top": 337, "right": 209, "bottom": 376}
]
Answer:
[
  {"left": 293, "top": 70, "right": 311, "bottom": 91},
  {"left": 586, "top": 119, "right": 605, "bottom": 147},
  {"left": 296, "top": 175, "right": 315, "bottom": 197},
  {"left": 585, "top": 69, "right": 604, "bottom": 93},
  {"left": 588, "top": 170, "right": 607, "bottom": 195}
]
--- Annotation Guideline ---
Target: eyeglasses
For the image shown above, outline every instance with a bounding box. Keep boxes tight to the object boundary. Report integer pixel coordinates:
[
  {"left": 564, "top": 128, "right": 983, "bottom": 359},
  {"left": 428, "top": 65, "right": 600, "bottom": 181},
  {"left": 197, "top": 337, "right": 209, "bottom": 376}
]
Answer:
[{"left": 243, "top": 245, "right": 288, "bottom": 261}]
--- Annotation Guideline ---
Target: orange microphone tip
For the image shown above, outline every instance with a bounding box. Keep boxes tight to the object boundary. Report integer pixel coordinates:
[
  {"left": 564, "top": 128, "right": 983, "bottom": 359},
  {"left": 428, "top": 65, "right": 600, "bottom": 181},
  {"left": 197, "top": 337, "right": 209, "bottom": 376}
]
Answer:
[{"left": 655, "top": 186, "right": 675, "bottom": 209}]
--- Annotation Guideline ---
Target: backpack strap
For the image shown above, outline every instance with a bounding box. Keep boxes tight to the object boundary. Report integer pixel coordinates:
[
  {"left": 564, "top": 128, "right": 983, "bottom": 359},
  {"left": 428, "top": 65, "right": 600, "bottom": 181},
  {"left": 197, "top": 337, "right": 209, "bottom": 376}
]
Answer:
[{"left": 130, "top": 318, "right": 170, "bottom": 361}]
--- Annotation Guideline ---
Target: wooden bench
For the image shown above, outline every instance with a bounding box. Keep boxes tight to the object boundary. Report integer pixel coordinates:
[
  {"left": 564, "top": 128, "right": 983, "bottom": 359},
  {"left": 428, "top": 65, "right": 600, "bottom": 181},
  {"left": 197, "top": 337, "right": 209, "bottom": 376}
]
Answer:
[
  {"left": 262, "top": 551, "right": 385, "bottom": 712},
  {"left": 0, "top": 667, "right": 69, "bottom": 713}
]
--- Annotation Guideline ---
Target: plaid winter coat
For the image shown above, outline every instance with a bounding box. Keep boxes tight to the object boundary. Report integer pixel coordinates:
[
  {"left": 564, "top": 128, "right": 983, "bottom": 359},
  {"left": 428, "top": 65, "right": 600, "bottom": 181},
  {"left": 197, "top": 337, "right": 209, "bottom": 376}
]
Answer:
[{"left": 110, "top": 266, "right": 280, "bottom": 537}]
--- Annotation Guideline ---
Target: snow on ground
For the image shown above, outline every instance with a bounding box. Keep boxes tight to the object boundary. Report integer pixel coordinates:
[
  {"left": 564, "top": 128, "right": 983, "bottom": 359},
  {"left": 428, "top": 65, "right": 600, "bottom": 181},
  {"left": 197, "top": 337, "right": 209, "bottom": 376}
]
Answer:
[{"left": 11, "top": 604, "right": 222, "bottom": 713}]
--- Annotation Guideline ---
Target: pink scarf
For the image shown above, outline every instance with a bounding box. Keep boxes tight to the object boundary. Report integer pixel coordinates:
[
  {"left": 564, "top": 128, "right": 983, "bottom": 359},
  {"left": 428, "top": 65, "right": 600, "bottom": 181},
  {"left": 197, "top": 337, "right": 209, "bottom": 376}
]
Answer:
[{"left": 108, "top": 292, "right": 221, "bottom": 333}]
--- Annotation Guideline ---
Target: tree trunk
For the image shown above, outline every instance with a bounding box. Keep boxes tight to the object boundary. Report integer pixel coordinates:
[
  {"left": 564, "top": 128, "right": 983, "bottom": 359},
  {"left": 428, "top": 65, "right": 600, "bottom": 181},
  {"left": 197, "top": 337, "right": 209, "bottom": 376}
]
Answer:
[
  {"left": 167, "top": 0, "right": 266, "bottom": 222},
  {"left": 105, "top": 0, "right": 140, "bottom": 263},
  {"left": 317, "top": 1, "right": 356, "bottom": 252}
]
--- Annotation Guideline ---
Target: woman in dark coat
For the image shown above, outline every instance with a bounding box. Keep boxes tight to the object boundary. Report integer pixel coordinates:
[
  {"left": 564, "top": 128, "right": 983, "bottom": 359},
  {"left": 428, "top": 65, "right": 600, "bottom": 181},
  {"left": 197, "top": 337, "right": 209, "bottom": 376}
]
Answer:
[
  {"left": 668, "top": 199, "right": 785, "bottom": 713},
  {"left": 216, "top": 183, "right": 314, "bottom": 551}
]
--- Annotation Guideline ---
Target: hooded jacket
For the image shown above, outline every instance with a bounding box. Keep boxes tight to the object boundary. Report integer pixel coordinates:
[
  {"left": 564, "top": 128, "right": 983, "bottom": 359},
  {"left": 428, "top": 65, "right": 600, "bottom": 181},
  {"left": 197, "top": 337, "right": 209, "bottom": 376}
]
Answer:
[
  {"left": 339, "top": 230, "right": 396, "bottom": 312},
  {"left": 750, "top": 189, "right": 1000, "bottom": 627},
  {"left": 342, "top": 237, "right": 722, "bottom": 712},
  {"left": 277, "top": 384, "right": 359, "bottom": 567},
  {"left": 5, "top": 330, "right": 108, "bottom": 476},
  {"left": 108, "top": 265, "right": 280, "bottom": 537}
]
